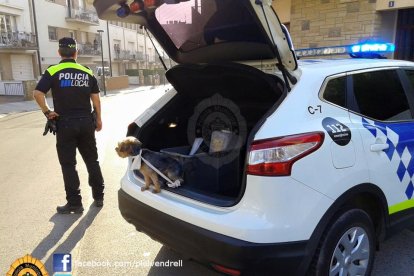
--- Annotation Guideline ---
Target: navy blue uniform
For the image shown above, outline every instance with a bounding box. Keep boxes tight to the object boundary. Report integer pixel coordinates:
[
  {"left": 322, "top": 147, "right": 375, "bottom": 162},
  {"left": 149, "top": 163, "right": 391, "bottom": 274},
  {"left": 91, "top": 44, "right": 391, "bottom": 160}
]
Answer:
[{"left": 36, "top": 59, "right": 104, "bottom": 206}]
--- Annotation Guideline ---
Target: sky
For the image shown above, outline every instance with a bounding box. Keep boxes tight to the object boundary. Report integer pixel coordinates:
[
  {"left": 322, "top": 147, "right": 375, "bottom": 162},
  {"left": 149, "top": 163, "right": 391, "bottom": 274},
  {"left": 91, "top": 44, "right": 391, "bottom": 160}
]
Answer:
[{"left": 155, "top": 0, "right": 196, "bottom": 24}]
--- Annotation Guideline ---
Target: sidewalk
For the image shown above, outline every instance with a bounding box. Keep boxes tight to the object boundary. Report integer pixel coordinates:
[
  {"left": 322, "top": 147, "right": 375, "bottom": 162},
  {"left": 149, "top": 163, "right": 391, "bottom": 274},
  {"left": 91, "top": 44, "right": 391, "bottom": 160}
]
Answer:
[{"left": 0, "top": 85, "right": 157, "bottom": 118}]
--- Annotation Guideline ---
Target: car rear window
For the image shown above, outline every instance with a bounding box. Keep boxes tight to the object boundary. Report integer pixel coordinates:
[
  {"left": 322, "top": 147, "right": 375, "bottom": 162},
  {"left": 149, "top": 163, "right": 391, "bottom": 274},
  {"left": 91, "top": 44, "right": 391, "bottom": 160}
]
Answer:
[
  {"left": 352, "top": 70, "right": 412, "bottom": 121},
  {"left": 406, "top": 70, "right": 414, "bottom": 89},
  {"left": 154, "top": 0, "right": 268, "bottom": 52},
  {"left": 323, "top": 76, "right": 347, "bottom": 108}
]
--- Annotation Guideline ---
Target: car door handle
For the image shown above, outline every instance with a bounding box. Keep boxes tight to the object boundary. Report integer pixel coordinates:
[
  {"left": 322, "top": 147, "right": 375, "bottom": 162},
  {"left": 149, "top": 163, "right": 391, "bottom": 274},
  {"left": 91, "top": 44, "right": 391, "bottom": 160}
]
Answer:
[{"left": 370, "top": 143, "right": 389, "bottom": 152}]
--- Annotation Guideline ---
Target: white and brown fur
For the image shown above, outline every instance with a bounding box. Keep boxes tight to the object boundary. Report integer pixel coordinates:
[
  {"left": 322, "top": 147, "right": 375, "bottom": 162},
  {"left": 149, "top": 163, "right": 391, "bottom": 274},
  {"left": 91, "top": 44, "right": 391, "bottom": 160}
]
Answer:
[{"left": 115, "top": 136, "right": 183, "bottom": 193}]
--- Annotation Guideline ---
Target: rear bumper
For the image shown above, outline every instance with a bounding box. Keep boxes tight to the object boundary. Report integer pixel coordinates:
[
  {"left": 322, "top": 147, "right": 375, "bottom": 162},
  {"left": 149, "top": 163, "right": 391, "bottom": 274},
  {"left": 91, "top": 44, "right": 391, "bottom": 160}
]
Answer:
[{"left": 118, "top": 188, "right": 311, "bottom": 275}]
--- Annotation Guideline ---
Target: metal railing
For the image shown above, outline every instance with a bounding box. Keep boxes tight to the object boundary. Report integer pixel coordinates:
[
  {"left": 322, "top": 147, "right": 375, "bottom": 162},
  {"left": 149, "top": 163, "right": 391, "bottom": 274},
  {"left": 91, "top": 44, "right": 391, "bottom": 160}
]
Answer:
[
  {"left": 3, "top": 82, "right": 24, "bottom": 96},
  {"left": 147, "top": 54, "right": 156, "bottom": 63},
  {"left": 66, "top": 8, "right": 99, "bottom": 25},
  {"left": 77, "top": 42, "right": 102, "bottom": 56},
  {"left": 0, "top": 32, "right": 37, "bottom": 48},
  {"left": 114, "top": 50, "right": 144, "bottom": 60}
]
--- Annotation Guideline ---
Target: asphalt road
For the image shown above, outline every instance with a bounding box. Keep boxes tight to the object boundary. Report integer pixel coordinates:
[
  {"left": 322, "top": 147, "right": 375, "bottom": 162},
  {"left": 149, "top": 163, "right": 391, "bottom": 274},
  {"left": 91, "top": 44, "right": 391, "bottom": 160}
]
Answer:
[{"left": 0, "top": 87, "right": 413, "bottom": 275}]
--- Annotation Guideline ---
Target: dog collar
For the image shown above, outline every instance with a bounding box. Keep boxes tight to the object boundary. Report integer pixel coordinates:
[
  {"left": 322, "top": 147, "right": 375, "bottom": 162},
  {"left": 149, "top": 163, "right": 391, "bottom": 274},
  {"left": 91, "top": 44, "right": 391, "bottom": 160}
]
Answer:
[
  {"left": 131, "top": 147, "right": 141, "bottom": 156},
  {"left": 130, "top": 151, "right": 142, "bottom": 170}
]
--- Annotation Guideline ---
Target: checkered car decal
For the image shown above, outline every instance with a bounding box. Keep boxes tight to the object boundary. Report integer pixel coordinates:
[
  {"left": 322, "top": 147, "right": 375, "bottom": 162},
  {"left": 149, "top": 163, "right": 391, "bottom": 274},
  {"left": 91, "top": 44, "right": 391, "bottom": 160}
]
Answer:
[{"left": 362, "top": 117, "right": 414, "bottom": 199}]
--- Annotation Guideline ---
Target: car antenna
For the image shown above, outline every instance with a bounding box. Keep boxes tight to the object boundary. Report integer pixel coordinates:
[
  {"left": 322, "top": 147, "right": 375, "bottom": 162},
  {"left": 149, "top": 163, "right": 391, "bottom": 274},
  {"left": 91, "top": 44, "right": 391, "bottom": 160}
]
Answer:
[
  {"left": 255, "top": 0, "right": 297, "bottom": 91},
  {"left": 143, "top": 26, "right": 168, "bottom": 71}
]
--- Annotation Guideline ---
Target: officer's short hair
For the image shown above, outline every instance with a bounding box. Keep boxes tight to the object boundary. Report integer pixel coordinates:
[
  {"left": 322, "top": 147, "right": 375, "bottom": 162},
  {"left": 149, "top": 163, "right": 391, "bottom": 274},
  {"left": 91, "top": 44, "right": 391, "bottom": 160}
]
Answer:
[
  {"left": 59, "top": 48, "right": 77, "bottom": 58},
  {"left": 58, "top": 37, "right": 77, "bottom": 58}
]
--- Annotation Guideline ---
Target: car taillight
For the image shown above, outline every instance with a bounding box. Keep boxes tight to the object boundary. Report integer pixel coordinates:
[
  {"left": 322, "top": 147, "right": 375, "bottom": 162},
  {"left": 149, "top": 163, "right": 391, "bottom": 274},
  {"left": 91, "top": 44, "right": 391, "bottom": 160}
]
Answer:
[
  {"left": 211, "top": 264, "right": 241, "bottom": 276},
  {"left": 247, "top": 132, "right": 324, "bottom": 176}
]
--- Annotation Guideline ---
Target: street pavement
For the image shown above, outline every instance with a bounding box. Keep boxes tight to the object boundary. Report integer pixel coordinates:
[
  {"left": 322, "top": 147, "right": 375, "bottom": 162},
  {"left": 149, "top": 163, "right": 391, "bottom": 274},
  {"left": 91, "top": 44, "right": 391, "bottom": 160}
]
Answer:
[
  {"left": 0, "top": 86, "right": 413, "bottom": 275},
  {"left": 0, "top": 85, "right": 219, "bottom": 276}
]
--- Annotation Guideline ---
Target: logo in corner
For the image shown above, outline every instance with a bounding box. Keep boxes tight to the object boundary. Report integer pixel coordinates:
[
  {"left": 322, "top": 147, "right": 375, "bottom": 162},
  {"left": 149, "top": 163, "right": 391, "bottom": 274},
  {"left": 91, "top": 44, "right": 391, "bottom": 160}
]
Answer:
[
  {"left": 7, "top": 254, "right": 49, "bottom": 276},
  {"left": 53, "top": 253, "right": 72, "bottom": 273}
]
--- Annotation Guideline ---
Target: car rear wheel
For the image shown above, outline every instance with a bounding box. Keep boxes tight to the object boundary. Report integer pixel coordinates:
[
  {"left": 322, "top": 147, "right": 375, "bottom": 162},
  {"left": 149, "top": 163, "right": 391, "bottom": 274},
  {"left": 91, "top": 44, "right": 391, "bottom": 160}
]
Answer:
[{"left": 314, "top": 209, "right": 375, "bottom": 276}]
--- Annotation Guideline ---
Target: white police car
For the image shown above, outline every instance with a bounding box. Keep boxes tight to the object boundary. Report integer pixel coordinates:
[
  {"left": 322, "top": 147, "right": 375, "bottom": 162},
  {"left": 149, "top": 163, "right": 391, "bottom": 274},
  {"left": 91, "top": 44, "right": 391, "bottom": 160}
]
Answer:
[{"left": 94, "top": 0, "right": 414, "bottom": 275}]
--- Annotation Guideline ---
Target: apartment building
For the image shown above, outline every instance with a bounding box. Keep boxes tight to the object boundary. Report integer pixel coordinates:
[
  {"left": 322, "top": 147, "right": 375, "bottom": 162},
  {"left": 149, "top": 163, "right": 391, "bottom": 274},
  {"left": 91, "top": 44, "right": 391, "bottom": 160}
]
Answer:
[
  {"left": 37, "top": 0, "right": 158, "bottom": 76},
  {"left": 107, "top": 20, "right": 157, "bottom": 77},
  {"left": 0, "top": 0, "right": 38, "bottom": 95},
  {"left": 34, "top": 0, "right": 104, "bottom": 73},
  {"left": 273, "top": 0, "right": 414, "bottom": 61},
  {"left": 0, "top": 0, "right": 161, "bottom": 95}
]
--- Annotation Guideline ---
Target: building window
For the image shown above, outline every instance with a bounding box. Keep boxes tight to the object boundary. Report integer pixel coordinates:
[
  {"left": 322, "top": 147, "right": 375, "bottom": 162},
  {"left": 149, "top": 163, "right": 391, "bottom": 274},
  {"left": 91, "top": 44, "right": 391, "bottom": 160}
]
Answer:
[
  {"left": 0, "top": 14, "right": 16, "bottom": 33},
  {"left": 114, "top": 39, "right": 121, "bottom": 59},
  {"left": 48, "top": 26, "right": 58, "bottom": 41},
  {"left": 128, "top": 42, "right": 135, "bottom": 51},
  {"left": 395, "top": 9, "right": 414, "bottom": 61},
  {"left": 0, "top": 14, "right": 16, "bottom": 45}
]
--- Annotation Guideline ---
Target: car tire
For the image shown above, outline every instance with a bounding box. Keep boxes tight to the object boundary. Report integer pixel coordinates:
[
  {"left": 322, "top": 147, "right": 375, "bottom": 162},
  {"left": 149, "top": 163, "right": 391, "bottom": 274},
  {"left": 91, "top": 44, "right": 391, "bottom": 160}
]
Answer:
[{"left": 313, "top": 209, "right": 376, "bottom": 276}]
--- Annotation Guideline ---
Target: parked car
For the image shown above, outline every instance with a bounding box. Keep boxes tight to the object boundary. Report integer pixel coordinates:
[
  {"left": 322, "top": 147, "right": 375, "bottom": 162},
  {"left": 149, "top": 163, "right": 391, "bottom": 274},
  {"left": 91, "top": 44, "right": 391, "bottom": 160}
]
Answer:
[{"left": 94, "top": 0, "right": 414, "bottom": 275}]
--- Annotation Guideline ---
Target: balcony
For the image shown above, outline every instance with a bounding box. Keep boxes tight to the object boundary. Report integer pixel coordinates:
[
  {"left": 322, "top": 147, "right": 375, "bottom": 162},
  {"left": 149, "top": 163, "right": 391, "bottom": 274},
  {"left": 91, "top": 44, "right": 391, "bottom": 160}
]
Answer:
[
  {"left": 0, "top": 32, "right": 38, "bottom": 50},
  {"left": 77, "top": 43, "right": 102, "bottom": 56},
  {"left": 66, "top": 8, "right": 99, "bottom": 25},
  {"left": 114, "top": 50, "right": 144, "bottom": 61}
]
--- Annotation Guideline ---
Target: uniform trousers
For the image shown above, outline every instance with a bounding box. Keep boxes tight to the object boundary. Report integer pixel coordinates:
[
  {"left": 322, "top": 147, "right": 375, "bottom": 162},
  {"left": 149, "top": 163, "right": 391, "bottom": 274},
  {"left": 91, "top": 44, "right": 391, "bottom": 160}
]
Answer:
[{"left": 56, "top": 116, "right": 104, "bottom": 206}]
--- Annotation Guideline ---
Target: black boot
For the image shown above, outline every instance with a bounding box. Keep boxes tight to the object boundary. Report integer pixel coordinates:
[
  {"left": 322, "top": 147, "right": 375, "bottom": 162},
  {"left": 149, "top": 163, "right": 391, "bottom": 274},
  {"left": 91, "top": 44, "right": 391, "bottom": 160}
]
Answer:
[
  {"left": 57, "top": 203, "right": 84, "bottom": 214},
  {"left": 94, "top": 199, "right": 104, "bottom": 207}
]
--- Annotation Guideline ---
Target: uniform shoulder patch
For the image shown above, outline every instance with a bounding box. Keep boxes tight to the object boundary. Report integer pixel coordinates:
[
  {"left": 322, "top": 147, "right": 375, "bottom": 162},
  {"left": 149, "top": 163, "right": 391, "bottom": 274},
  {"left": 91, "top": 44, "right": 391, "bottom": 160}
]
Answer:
[{"left": 44, "top": 64, "right": 57, "bottom": 75}]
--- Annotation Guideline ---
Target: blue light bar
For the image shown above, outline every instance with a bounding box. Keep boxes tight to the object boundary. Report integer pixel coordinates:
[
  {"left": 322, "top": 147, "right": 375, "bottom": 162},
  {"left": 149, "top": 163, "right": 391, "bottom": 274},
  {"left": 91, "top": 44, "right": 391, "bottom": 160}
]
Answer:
[{"left": 350, "top": 43, "right": 395, "bottom": 53}]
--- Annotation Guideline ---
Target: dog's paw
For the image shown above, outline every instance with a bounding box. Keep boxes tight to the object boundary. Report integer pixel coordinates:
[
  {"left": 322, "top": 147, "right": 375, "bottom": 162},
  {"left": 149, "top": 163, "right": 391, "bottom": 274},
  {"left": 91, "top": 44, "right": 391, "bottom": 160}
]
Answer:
[
  {"left": 168, "top": 180, "right": 181, "bottom": 188},
  {"left": 141, "top": 186, "right": 149, "bottom": 192},
  {"left": 152, "top": 188, "right": 161, "bottom": 194}
]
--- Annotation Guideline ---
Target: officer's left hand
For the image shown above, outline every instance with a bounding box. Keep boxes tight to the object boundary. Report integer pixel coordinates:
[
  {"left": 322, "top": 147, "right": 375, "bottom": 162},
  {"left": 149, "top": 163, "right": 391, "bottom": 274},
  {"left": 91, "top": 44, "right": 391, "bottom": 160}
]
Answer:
[
  {"left": 95, "top": 118, "right": 102, "bottom": 132},
  {"left": 47, "top": 111, "right": 59, "bottom": 120},
  {"left": 44, "top": 110, "right": 59, "bottom": 120},
  {"left": 43, "top": 119, "right": 57, "bottom": 136}
]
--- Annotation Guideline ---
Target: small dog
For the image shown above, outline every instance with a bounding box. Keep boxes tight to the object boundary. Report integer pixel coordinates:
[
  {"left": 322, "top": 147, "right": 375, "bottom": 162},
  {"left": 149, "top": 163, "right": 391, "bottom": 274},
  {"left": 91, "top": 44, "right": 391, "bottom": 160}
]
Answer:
[{"left": 115, "top": 136, "right": 183, "bottom": 193}]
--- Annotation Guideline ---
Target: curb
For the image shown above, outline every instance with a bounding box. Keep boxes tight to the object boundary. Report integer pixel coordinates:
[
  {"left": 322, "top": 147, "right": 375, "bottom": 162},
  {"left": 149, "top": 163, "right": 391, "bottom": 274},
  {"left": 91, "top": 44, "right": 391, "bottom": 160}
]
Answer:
[{"left": 0, "top": 85, "right": 167, "bottom": 118}]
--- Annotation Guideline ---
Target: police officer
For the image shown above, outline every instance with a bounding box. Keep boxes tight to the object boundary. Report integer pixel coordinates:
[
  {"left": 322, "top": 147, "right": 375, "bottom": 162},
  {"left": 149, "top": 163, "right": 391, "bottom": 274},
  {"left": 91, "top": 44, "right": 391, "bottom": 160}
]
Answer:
[{"left": 33, "top": 37, "right": 104, "bottom": 214}]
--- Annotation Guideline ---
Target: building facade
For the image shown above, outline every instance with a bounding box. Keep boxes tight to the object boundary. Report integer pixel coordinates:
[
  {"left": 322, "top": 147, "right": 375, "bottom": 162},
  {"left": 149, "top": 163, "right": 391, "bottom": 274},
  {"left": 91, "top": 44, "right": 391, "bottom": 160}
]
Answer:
[
  {"left": 273, "top": 0, "right": 414, "bottom": 61},
  {"left": 107, "top": 20, "right": 158, "bottom": 77},
  {"left": 0, "top": 0, "right": 38, "bottom": 95},
  {"left": 36, "top": 0, "right": 160, "bottom": 76},
  {"left": 35, "top": 0, "right": 103, "bottom": 73},
  {"left": 0, "top": 0, "right": 162, "bottom": 95}
]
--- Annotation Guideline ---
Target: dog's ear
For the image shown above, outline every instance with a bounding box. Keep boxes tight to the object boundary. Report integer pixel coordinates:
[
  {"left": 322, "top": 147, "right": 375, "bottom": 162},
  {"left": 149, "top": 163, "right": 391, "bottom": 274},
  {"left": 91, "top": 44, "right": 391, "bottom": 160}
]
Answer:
[
  {"left": 115, "top": 140, "right": 124, "bottom": 152},
  {"left": 128, "top": 136, "right": 142, "bottom": 147},
  {"left": 115, "top": 140, "right": 129, "bottom": 153}
]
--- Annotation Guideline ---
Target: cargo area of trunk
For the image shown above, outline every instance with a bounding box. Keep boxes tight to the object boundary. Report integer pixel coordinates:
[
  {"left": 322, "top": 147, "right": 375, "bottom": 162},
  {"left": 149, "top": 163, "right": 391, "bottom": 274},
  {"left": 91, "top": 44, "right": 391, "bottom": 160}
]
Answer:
[{"left": 135, "top": 62, "right": 286, "bottom": 206}]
